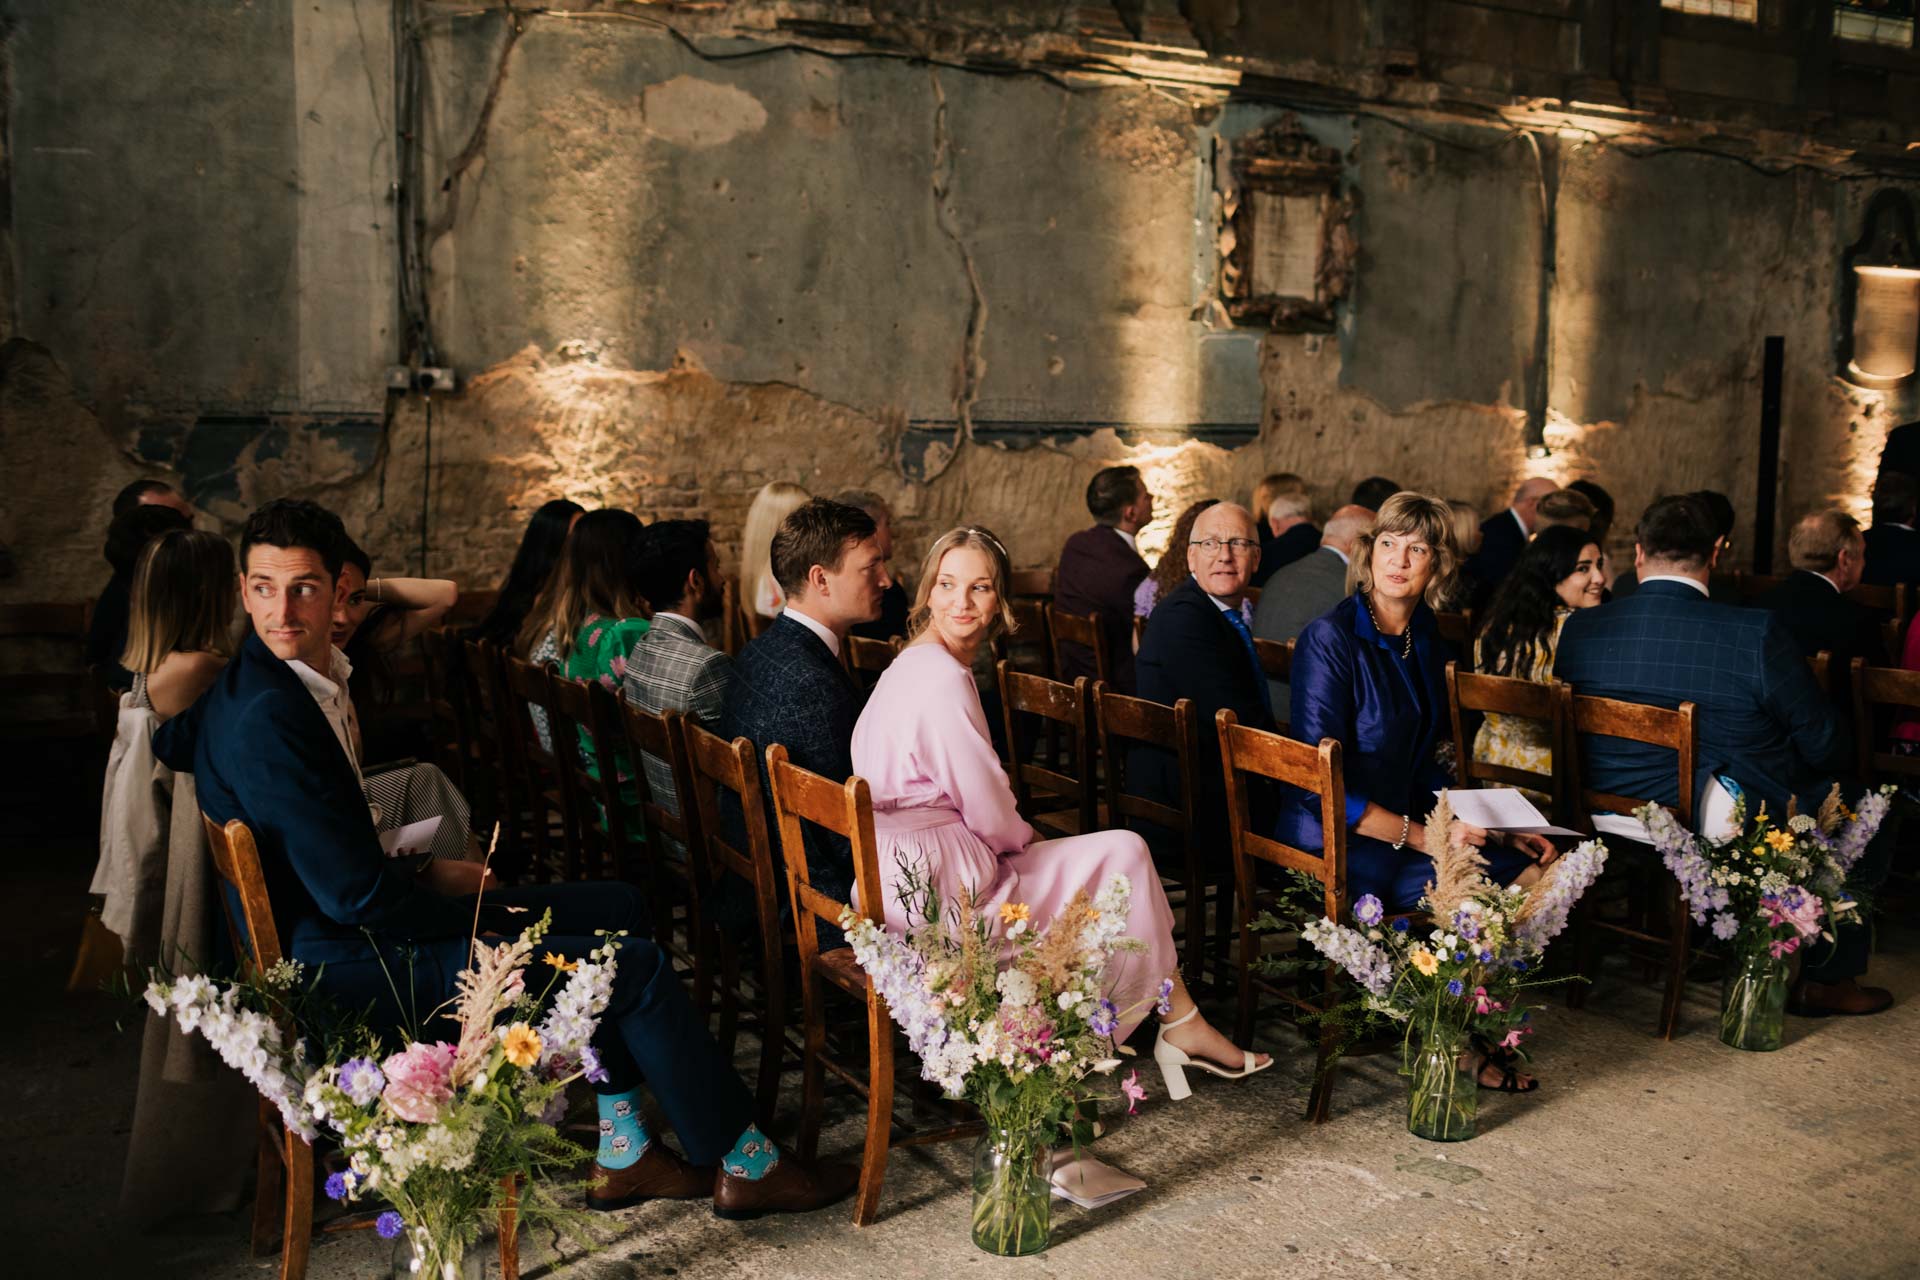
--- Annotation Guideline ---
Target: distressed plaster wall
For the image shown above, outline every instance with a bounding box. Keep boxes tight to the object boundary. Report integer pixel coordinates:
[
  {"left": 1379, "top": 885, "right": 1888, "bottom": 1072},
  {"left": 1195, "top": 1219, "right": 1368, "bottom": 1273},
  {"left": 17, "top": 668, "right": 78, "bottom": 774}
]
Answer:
[{"left": 0, "top": 3, "right": 1905, "bottom": 615}]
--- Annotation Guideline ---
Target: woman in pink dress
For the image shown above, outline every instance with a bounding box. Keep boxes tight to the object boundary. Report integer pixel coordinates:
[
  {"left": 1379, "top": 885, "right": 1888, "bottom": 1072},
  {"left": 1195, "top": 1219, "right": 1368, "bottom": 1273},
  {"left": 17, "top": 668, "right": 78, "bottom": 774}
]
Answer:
[{"left": 851, "top": 526, "right": 1268, "bottom": 1098}]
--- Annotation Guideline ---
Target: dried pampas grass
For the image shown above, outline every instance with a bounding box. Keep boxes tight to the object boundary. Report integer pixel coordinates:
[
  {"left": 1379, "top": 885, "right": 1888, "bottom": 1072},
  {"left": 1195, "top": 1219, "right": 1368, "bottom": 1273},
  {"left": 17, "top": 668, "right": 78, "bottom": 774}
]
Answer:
[{"left": 1421, "top": 792, "right": 1489, "bottom": 920}]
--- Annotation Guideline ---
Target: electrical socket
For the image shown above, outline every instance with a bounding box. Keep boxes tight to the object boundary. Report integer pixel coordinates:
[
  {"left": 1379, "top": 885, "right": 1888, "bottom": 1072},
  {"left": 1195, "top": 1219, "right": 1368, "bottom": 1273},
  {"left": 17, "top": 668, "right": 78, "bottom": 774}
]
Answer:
[{"left": 385, "top": 365, "right": 457, "bottom": 394}]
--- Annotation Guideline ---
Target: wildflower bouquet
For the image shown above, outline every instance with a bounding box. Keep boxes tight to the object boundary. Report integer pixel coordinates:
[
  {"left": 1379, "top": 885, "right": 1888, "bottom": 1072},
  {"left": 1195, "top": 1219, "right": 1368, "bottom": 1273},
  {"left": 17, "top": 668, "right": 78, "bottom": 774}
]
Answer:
[
  {"left": 839, "top": 871, "right": 1165, "bottom": 1256},
  {"left": 1299, "top": 796, "right": 1608, "bottom": 1139},
  {"left": 145, "top": 912, "right": 622, "bottom": 1278},
  {"left": 1637, "top": 783, "right": 1892, "bottom": 1050}
]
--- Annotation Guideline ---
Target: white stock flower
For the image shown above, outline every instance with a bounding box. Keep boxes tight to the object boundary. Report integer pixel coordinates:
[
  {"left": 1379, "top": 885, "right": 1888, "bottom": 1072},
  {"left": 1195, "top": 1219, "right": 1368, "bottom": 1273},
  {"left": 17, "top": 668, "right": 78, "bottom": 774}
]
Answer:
[{"left": 996, "top": 969, "right": 1037, "bottom": 1007}]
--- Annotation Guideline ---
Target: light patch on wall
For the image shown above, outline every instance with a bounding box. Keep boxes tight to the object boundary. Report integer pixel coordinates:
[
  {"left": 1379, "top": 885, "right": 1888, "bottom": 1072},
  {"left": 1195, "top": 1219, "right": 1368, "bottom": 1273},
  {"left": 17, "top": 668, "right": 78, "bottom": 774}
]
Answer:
[
  {"left": 641, "top": 76, "right": 769, "bottom": 148},
  {"left": 1837, "top": 380, "right": 1903, "bottom": 529}
]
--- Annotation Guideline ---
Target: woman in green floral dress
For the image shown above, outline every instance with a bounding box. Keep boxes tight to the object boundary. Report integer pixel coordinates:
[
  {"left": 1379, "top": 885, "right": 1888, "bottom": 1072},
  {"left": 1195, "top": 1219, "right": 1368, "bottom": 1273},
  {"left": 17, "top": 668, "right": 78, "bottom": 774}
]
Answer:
[{"left": 549, "top": 510, "right": 653, "bottom": 836}]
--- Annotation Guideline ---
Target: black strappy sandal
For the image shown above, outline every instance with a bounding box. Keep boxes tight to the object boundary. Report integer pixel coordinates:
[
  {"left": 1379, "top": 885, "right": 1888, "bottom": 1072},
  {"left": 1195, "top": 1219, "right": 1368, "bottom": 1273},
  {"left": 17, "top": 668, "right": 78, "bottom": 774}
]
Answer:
[{"left": 1477, "top": 1044, "right": 1539, "bottom": 1093}]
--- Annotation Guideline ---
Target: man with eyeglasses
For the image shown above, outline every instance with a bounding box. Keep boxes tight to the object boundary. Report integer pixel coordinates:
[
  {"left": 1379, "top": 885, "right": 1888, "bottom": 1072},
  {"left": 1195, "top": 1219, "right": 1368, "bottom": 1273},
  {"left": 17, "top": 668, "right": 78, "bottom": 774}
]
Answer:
[{"left": 1134, "top": 503, "right": 1278, "bottom": 854}]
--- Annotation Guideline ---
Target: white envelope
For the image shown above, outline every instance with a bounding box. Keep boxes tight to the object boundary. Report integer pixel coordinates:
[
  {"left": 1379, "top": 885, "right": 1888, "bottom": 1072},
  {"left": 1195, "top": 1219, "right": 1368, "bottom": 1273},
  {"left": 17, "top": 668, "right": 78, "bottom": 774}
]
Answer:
[
  {"left": 1436, "top": 788, "right": 1585, "bottom": 838},
  {"left": 379, "top": 816, "right": 443, "bottom": 859}
]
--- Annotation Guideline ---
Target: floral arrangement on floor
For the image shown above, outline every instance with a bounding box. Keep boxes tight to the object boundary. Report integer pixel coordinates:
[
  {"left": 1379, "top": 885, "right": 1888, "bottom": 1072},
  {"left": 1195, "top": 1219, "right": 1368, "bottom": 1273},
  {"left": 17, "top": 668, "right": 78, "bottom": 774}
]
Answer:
[
  {"left": 839, "top": 870, "right": 1166, "bottom": 1255},
  {"left": 145, "top": 912, "right": 622, "bottom": 1277},
  {"left": 1637, "top": 782, "right": 1892, "bottom": 1049},
  {"left": 1293, "top": 796, "right": 1608, "bottom": 1138}
]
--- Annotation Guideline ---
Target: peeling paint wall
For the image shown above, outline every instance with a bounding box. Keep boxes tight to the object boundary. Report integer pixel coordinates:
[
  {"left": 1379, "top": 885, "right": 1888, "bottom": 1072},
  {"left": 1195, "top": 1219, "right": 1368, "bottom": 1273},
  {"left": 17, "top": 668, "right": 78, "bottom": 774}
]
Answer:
[{"left": 2, "top": 3, "right": 1911, "bottom": 615}]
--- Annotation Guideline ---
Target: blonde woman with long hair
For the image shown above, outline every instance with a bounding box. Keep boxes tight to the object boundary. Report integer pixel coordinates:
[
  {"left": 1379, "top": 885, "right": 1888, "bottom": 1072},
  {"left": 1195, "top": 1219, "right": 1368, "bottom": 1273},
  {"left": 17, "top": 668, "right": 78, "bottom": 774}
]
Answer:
[
  {"left": 739, "top": 481, "right": 811, "bottom": 617},
  {"left": 850, "top": 525, "right": 1270, "bottom": 1100},
  {"left": 121, "top": 529, "right": 238, "bottom": 720}
]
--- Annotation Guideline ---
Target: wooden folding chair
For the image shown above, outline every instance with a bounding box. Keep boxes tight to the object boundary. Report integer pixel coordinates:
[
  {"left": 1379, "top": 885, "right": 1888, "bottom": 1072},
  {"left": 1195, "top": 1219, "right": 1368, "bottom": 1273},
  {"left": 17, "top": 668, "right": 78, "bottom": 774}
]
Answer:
[
  {"left": 1808, "top": 650, "right": 1832, "bottom": 697},
  {"left": 1094, "top": 684, "right": 1214, "bottom": 984},
  {"left": 200, "top": 815, "right": 519, "bottom": 1280},
  {"left": 616, "top": 704, "right": 713, "bottom": 1005},
  {"left": 1216, "top": 710, "right": 1347, "bottom": 1123},
  {"left": 502, "top": 656, "right": 575, "bottom": 881},
  {"left": 1434, "top": 610, "right": 1475, "bottom": 673},
  {"left": 845, "top": 635, "right": 903, "bottom": 692},
  {"left": 1558, "top": 689, "right": 1697, "bottom": 1040},
  {"left": 545, "top": 677, "right": 627, "bottom": 882},
  {"left": 1850, "top": 657, "right": 1920, "bottom": 785},
  {"left": 1443, "top": 662, "right": 1566, "bottom": 820},
  {"left": 418, "top": 628, "right": 470, "bottom": 798},
  {"left": 1047, "top": 605, "right": 1110, "bottom": 689},
  {"left": 766, "top": 746, "right": 978, "bottom": 1226},
  {"left": 996, "top": 661, "right": 1099, "bottom": 839},
  {"left": 459, "top": 639, "right": 521, "bottom": 869},
  {"left": 719, "top": 581, "right": 745, "bottom": 656},
  {"left": 1010, "top": 567, "right": 1055, "bottom": 600},
  {"left": 677, "top": 719, "right": 788, "bottom": 1125},
  {"left": 1253, "top": 637, "right": 1292, "bottom": 732},
  {"left": 1001, "top": 599, "right": 1053, "bottom": 677}
]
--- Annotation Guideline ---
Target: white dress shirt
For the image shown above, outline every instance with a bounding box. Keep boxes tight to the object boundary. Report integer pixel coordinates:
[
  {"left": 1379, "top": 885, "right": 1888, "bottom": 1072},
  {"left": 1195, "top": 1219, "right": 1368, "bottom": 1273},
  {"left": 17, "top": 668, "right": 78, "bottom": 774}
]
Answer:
[
  {"left": 1509, "top": 507, "right": 1529, "bottom": 539},
  {"left": 1114, "top": 527, "right": 1139, "bottom": 554},
  {"left": 288, "top": 645, "right": 363, "bottom": 782},
  {"left": 782, "top": 605, "right": 842, "bottom": 657},
  {"left": 654, "top": 610, "right": 707, "bottom": 644}
]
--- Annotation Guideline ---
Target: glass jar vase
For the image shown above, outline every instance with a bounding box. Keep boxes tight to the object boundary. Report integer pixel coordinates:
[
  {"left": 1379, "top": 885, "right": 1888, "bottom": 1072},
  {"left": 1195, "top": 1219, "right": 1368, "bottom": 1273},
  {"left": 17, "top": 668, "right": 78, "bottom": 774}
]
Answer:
[
  {"left": 970, "top": 1125, "right": 1052, "bottom": 1256},
  {"left": 1406, "top": 1031, "right": 1477, "bottom": 1142},
  {"left": 390, "top": 1224, "right": 488, "bottom": 1280},
  {"left": 1720, "top": 949, "right": 1789, "bottom": 1052}
]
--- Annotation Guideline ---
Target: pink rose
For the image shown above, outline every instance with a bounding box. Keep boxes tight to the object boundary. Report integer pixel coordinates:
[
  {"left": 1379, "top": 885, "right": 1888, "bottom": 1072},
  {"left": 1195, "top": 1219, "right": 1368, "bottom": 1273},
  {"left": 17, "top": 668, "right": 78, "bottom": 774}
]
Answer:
[{"left": 381, "top": 1041, "right": 457, "bottom": 1123}]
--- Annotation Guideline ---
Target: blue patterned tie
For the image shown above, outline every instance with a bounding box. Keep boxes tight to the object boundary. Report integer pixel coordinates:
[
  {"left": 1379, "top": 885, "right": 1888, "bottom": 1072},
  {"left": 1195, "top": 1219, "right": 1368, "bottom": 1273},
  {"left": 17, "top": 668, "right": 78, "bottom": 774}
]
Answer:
[{"left": 1221, "top": 605, "right": 1273, "bottom": 715}]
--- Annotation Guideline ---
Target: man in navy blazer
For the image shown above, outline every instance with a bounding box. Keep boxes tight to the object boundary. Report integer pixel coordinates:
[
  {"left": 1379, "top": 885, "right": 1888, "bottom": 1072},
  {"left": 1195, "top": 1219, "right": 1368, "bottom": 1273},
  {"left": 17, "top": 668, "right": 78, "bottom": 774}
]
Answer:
[
  {"left": 1862, "top": 471, "right": 1920, "bottom": 587},
  {"left": 1055, "top": 465, "right": 1153, "bottom": 693},
  {"left": 1466, "top": 476, "right": 1556, "bottom": 609},
  {"left": 1556, "top": 495, "right": 1891, "bottom": 1017},
  {"left": 720, "top": 499, "right": 891, "bottom": 916},
  {"left": 157, "top": 499, "right": 854, "bottom": 1218},
  {"left": 1135, "top": 503, "right": 1276, "bottom": 854}
]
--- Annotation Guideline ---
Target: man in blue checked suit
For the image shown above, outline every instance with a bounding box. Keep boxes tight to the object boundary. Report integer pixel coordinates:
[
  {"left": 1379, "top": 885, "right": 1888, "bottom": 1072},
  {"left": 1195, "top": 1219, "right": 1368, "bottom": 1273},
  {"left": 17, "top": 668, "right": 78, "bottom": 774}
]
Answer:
[
  {"left": 1556, "top": 494, "right": 1892, "bottom": 1018},
  {"left": 719, "top": 499, "right": 892, "bottom": 917}
]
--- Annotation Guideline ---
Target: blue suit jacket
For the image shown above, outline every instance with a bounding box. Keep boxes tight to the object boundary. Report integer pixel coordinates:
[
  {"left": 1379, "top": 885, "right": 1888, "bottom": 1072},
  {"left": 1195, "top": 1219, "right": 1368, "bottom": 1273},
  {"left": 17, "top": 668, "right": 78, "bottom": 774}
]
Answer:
[
  {"left": 1279, "top": 593, "right": 1450, "bottom": 851},
  {"left": 1552, "top": 579, "right": 1844, "bottom": 814},
  {"left": 718, "top": 614, "right": 861, "bottom": 910},
  {"left": 153, "top": 633, "right": 480, "bottom": 967}
]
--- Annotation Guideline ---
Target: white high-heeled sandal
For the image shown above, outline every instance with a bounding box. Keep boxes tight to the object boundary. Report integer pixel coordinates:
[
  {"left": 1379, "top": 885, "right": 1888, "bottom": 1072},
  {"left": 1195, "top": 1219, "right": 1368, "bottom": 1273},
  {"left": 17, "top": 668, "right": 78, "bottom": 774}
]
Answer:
[{"left": 1151, "top": 1006, "right": 1270, "bottom": 1101}]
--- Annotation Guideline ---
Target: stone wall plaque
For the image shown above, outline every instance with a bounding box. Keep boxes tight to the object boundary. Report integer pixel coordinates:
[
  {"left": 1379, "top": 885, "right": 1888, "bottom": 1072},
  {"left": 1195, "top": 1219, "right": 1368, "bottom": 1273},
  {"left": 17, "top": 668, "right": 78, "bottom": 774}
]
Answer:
[{"left": 1223, "top": 114, "right": 1355, "bottom": 331}]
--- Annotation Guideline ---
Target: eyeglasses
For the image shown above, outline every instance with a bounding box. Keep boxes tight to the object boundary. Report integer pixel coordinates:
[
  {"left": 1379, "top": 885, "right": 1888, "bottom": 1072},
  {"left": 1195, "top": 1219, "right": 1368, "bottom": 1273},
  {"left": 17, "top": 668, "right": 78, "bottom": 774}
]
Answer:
[{"left": 1190, "top": 537, "right": 1258, "bottom": 557}]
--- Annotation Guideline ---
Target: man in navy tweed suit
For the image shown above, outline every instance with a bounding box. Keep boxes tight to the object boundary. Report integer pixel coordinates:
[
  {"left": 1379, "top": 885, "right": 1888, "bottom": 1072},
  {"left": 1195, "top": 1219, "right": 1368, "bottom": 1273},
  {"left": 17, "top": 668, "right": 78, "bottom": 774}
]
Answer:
[
  {"left": 720, "top": 499, "right": 891, "bottom": 913},
  {"left": 1556, "top": 494, "right": 1892, "bottom": 1017}
]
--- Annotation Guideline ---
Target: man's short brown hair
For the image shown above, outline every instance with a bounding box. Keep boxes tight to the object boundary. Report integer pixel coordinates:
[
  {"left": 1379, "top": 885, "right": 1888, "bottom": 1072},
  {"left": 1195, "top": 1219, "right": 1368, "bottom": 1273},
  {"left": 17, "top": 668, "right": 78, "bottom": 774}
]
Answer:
[
  {"left": 770, "top": 498, "right": 877, "bottom": 596},
  {"left": 1788, "top": 509, "right": 1862, "bottom": 574},
  {"left": 1086, "top": 465, "right": 1143, "bottom": 525}
]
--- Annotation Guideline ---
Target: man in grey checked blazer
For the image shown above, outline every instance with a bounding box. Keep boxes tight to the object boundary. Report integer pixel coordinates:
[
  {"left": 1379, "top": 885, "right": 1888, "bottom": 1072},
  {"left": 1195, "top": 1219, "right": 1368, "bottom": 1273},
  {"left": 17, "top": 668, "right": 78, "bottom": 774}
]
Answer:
[{"left": 623, "top": 521, "right": 733, "bottom": 829}]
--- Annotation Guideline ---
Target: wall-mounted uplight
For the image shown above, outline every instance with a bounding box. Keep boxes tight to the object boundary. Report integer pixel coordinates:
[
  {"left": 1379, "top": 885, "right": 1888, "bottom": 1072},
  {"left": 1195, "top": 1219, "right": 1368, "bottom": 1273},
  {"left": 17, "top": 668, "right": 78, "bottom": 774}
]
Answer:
[{"left": 1841, "top": 190, "right": 1920, "bottom": 390}]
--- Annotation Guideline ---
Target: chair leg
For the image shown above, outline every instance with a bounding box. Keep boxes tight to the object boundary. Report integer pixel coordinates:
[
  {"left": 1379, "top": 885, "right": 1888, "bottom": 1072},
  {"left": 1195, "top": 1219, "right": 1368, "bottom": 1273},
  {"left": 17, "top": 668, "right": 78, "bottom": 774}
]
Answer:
[
  {"left": 717, "top": 942, "right": 741, "bottom": 1056},
  {"left": 250, "top": 1101, "right": 283, "bottom": 1257},
  {"left": 280, "top": 1132, "right": 314, "bottom": 1280},
  {"left": 1306, "top": 1003, "right": 1339, "bottom": 1125},
  {"left": 852, "top": 993, "right": 895, "bottom": 1228},
  {"left": 1658, "top": 884, "right": 1689, "bottom": 1040},
  {"left": 798, "top": 979, "right": 827, "bottom": 1164},
  {"left": 754, "top": 965, "right": 787, "bottom": 1131},
  {"left": 1181, "top": 845, "right": 1204, "bottom": 988},
  {"left": 1234, "top": 896, "right": 1256, "bottom": 1049},
  {"left": 498, "top": 1175, "right": 520, "bottom": 1280}
]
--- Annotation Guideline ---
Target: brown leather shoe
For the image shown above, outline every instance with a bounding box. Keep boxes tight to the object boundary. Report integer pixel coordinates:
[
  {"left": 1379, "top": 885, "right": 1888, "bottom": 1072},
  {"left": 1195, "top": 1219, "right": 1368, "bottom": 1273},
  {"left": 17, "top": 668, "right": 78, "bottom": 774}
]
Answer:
[
  {"left": 588, "top": 1143, "right": 717, "bottom": 1211},
  {"left": 712, "top": 1157, "right": 860, "bottom": 1220},
  {"left": 1787, "top": 978, "right": 1895, "bottom": 1018}
]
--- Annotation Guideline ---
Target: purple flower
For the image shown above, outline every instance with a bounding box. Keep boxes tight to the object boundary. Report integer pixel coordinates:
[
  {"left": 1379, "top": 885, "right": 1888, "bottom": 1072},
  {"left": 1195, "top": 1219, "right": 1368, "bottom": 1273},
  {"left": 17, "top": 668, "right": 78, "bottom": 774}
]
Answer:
[
  {"left": 1710, "top": 914, "right": 1739, "bottom": 942},
  {"left": 1477, "top": 950, "right": 1493, "bottom": 964},
  {"left": 337, "top": 1056, "right": 385, "bottom": 1107},
  {"left": 1446, "top": 979, "right": 1465, "bottom": 997},
  {"left": 1088, "top": 998, "right": 1118, "bottom": 1038},
  {"left": 375, "top": 1211, "right": 405, "bottom": 1239},
  {"left": 1392, "top": 918, "right": 1410, "bottom": 933},
  {"left": 580, "top": 1044, "right": 610, "bottom": 1086},
  {"left": 1453, "top": 951, "right": 1468, "bottom": 963},
  {"left": 1155, "top": 977, "right": 1175, "bottom": 1016},
  {"left": 1353, "top": 894, "right": 1385, "bottom": 927},
  {"left": 323, "top": 1171, "right": 351, "bottom": 1202}
]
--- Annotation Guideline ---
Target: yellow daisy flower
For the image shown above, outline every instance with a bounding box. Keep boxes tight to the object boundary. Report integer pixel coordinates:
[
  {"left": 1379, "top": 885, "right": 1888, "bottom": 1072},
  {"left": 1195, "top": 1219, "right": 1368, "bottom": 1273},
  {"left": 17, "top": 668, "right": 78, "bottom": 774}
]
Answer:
[
  {"left": 999, "top": 902, "right": 1031, "bottom": 926},
  {"left": 501, "top": 1023, "right": 542, "bottom": 1069},
  {"left": 1410, "top": 947, "right": 1439, "bottom": 977}
]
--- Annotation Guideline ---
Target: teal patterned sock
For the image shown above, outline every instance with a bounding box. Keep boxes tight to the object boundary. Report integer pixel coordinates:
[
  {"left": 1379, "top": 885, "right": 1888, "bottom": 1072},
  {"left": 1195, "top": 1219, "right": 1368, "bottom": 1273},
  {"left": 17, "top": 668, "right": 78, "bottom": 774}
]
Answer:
[
  {"left": 721, "top": 1123, "right": 781, "bottom": 1181},
  {"left": 595, "top": 1089, "right": 651, "bottom": 1170}
]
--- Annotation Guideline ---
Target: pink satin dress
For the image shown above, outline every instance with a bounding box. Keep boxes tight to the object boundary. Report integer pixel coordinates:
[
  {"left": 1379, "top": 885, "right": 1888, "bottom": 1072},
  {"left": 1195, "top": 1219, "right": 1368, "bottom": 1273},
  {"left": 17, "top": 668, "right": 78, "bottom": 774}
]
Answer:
[{"left": 850, "top": 642, "right": 1177, "bottom": 1037}]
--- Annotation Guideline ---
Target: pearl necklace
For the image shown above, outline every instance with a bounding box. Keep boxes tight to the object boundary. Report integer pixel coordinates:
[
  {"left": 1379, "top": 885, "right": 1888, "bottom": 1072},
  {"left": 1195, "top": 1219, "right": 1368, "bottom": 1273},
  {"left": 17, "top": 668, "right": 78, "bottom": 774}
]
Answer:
[{"left": 1364, "top": 593, "right": 1413, "bottom": 659}]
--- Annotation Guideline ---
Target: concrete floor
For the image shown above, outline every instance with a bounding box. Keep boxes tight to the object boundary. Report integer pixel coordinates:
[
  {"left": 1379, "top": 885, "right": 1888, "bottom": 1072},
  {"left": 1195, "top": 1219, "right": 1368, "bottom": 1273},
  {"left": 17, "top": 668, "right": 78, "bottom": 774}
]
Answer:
[{"left": 9, "top": 812, "right": 1918, "bottom": 1280}]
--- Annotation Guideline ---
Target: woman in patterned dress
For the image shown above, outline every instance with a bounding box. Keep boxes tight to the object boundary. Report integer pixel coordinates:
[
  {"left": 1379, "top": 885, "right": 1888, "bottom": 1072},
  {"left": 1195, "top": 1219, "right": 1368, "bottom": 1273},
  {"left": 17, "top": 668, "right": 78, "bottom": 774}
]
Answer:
[{"left": 1471, "top": 525, "right": 1608, "bottom": 802}]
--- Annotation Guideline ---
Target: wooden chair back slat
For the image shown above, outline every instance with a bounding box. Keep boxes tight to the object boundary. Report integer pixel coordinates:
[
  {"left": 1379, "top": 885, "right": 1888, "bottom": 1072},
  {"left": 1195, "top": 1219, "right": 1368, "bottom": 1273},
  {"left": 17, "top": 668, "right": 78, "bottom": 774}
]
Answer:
[
  {"left": 201, "top": 815, "right": 285, "bottom": 974},
  {"left": 846, "top": 636, "right": 903, "bottom": 689},
  {"left": 503, "top": 656, "right": 570, "bottom": 879},
  {"left": 1443, "top": 663, "right": 1565, "bottom": 821},
  {"left": 1003, "top": 599, "right": 1053, "bottom": 677},
  {"left": 767, "top": 746, "right": 885, "bottom": 935},
  {"left": 1010, "top": 567, "right": 1055, "bottom": 599},
  {"left": 1808, "top": 650, "right": 1831, "bottom": 697},
  {"left": 1850, "top": 657, "right": 1920, "bottom": 781},
  {"left": 1435, "top": 610, "right": 1474, "bottom": 672},
  {"left": 1252, "top": 637, "right": 1292, "bottom": 682},
  {"left": 1046, "top": 605, "right": 1109, "bottom": 688},
  {"left": 681, "top": 721, "right": 778, "bottom": 911}
]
